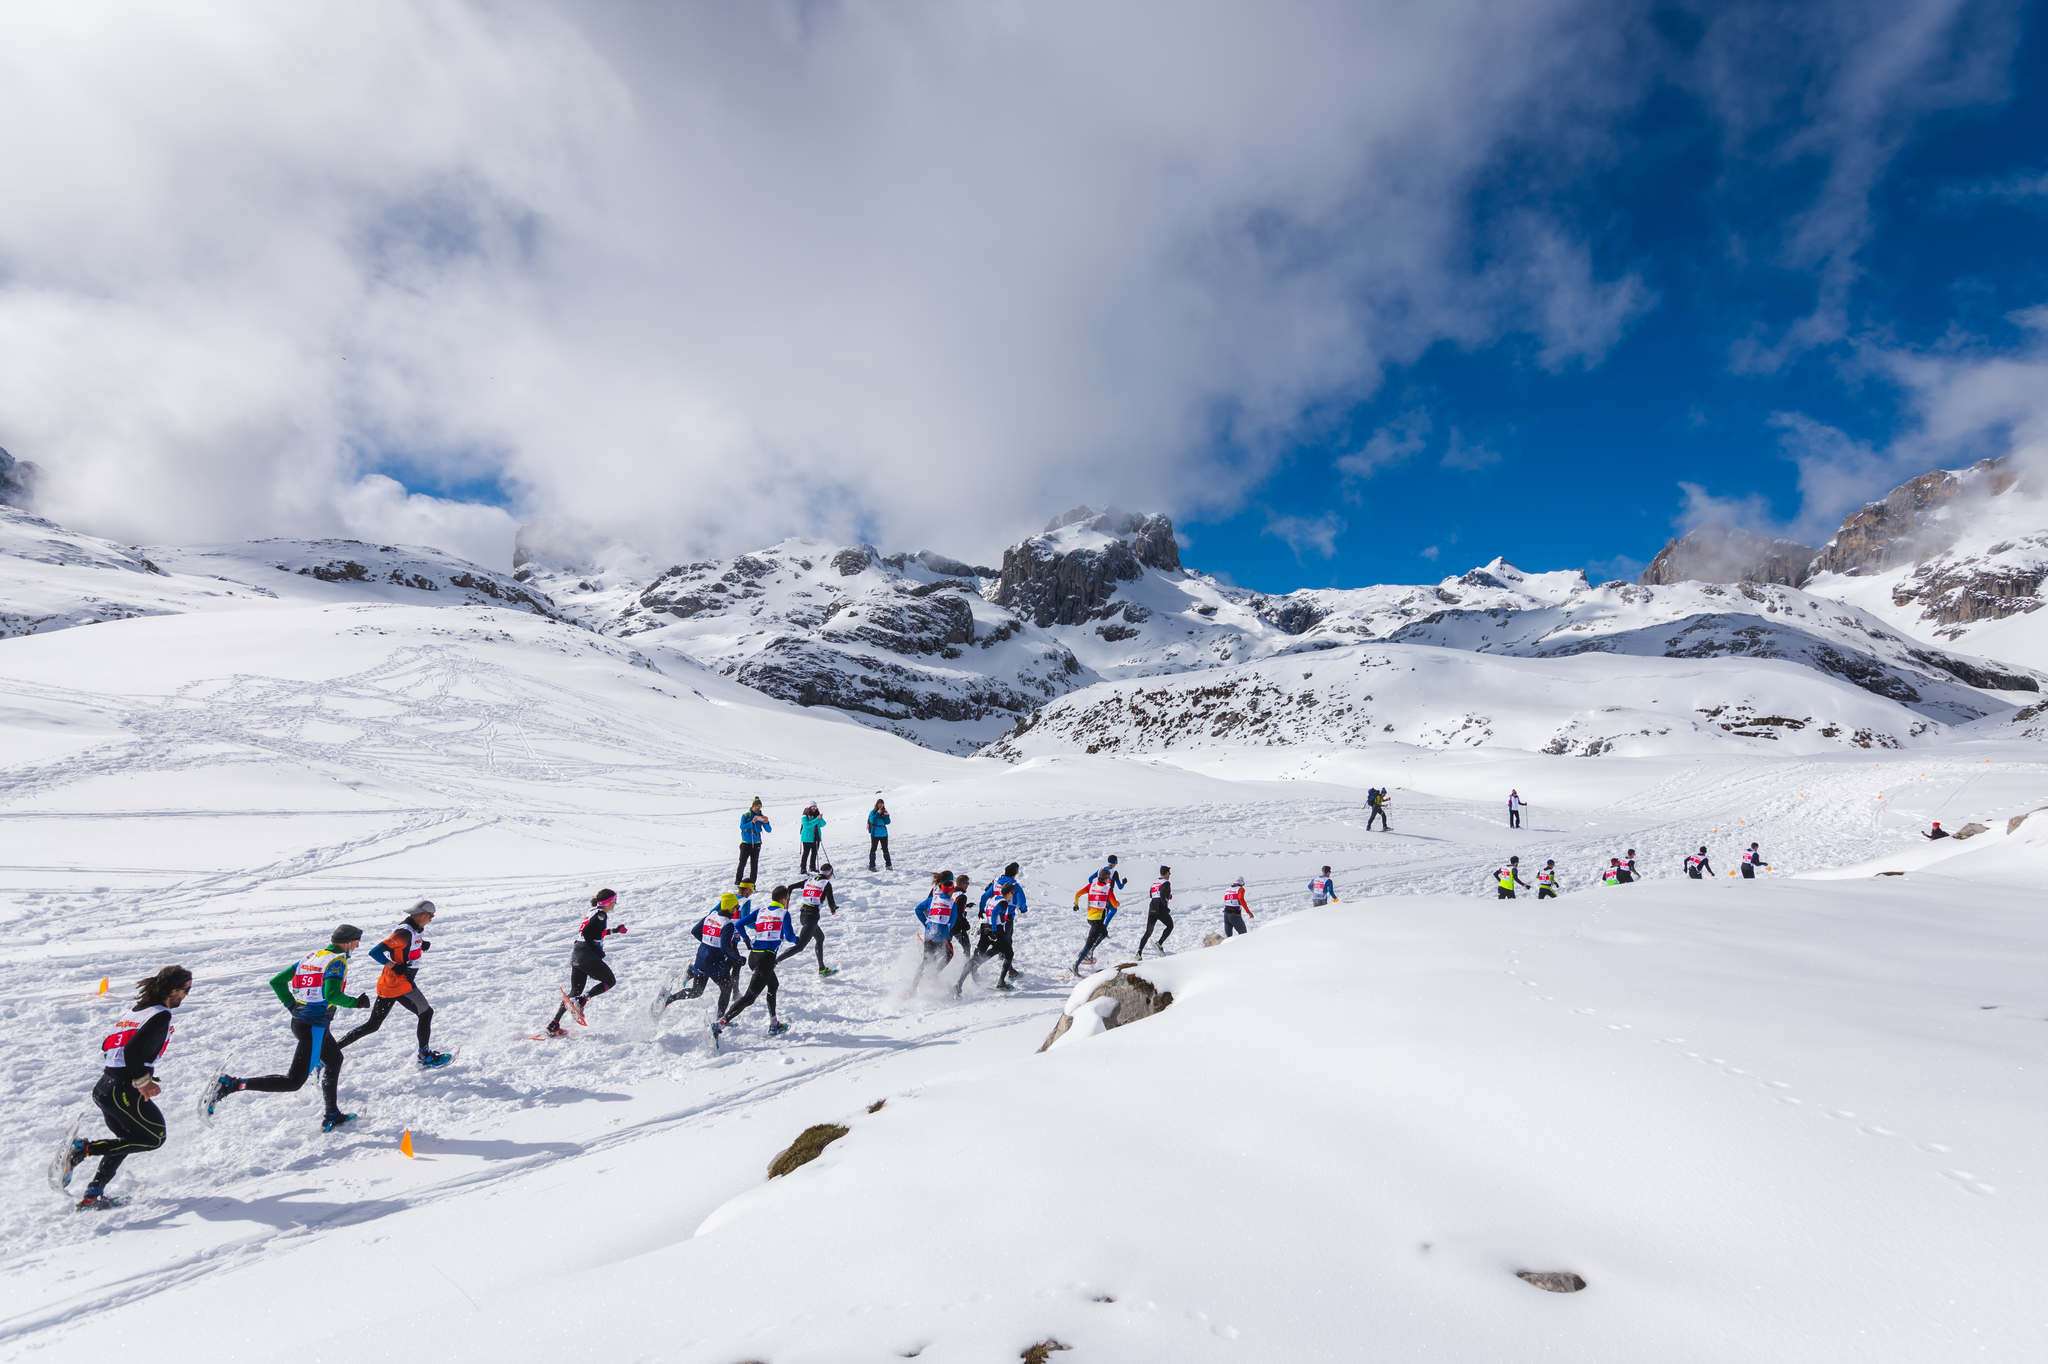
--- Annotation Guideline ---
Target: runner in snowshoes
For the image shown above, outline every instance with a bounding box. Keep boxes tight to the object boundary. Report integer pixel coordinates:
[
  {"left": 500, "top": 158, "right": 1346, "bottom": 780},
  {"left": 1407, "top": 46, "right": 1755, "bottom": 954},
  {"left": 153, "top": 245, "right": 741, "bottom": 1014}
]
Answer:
[
  {"left": 1307, "top": 865, "right": 1339, "bottom": 907},
  {"left": 1536, "top": 860, "right": 1560, "bottom": 899},
  {"left": 1494, "top": 857, "right": 1529, "bottom": 900},
  {"left": 947, "top": 875, "right": 976, "bottom": 962},
  {"left": 1741, "top": 843, "right": 1769, "bottom": 878},
  {"left": 959, "top": 879, "right": 1023, "bottom": 992},
  {"left": 1618, "top": 849, "right": 1638, "bottom": 883},
  {"left": 912, "top": 872, "right": 960, "bottom": 990},
  {"left": 1137, "top": 865, "right": 1175, "bottom": 959},
  {"left": 778, "top": 863, "right": 840, "bottom": 976},
  {"left": 545, "top": 890, "right": 628, "bottom": 1037},
  {"left": 1071, "top": 868, "right": 1117, "bottom": 972},
  {"left": 658, "top": 891, "right": 747, "bottom": 1020},
  {"left": 717, "top": 886, "right": 798, "bottom": 1039},
  {"left": 1221, "top": 878, "right": 1253, "bottom": 937},
  {"left": 1684, "top": 847, "right": 1714, "bottom": 879},
  {"left": 203, "top": 925, "right": 369, "bottom": 1133},
  {"left": 339, "top": 900, "right": 448, "bottom": 1067},
  {"left": 55, "top": 965, "right": 190, "bottom": 1210}
]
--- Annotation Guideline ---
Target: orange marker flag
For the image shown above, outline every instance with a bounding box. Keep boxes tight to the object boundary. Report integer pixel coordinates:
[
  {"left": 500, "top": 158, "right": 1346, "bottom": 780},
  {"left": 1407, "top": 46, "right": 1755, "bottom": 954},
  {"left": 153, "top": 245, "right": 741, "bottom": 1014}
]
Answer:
[
  {"left": 97, "top": 978, "right": 109, "bottom": 996},
  {"left": 400, "top": 1130, "right": 415, "bottom": 1159}
]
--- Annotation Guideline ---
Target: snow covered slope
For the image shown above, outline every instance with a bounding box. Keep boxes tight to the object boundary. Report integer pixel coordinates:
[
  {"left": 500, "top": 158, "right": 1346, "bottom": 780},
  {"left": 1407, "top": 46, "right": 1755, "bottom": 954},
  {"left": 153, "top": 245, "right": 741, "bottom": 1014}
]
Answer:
[
  {"left": 985, "top": 641, "right": 2004, "bottom": 761},
  {"left": 0, "top": 503, "right": 563, "bottom": 639}
]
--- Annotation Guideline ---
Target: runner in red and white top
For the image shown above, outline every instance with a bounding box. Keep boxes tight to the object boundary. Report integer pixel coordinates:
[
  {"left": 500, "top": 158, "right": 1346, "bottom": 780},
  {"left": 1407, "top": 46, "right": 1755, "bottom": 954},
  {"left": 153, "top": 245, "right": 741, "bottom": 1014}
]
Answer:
[
  {"left": 1222, "top": 878, "right": 1254, "bottom": 938},
  {"left": 1138, "top": 866, "right": 1175, "bottom": 959},
  {"left": 54, "top": 966, "right": 192, "bottom": 1209}
]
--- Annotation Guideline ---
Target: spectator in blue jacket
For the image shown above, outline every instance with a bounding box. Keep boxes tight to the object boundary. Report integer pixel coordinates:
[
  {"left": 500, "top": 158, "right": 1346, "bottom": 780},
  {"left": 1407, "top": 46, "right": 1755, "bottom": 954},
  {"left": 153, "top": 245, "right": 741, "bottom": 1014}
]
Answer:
[
  {"left": 867, "top": 800, "right": 893, "bottom": 871},
  {"left": 738, "top": 798, "right": 771, "bottom": 885},
  {"left": 798, "top": 803, "right": 826, "bottom": 875}
]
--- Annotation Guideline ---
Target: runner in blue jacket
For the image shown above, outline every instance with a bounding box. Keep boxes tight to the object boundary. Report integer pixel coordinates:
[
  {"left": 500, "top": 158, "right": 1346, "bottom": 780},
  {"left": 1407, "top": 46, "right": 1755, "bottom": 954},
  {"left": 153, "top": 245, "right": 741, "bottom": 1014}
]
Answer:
[
  {"left": 718, "top": 887, "right": 799, "bottom": 1037},
  {"left": 911, "top": 872, "right": 955, "bottom": 988}
]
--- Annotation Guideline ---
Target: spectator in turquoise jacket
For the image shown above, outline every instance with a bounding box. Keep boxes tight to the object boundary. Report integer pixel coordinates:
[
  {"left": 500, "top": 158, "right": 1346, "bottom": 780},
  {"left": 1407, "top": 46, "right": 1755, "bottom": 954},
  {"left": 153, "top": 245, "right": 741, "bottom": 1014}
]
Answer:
[
  {"left": 738, "top": 797, "right": 771, "bottom": 885},
  {"left": 799, "top": 803, "right": 826, "bottom": 875},
  {"left": 867, "top": 800, "right": 893, "bottom": 872}
]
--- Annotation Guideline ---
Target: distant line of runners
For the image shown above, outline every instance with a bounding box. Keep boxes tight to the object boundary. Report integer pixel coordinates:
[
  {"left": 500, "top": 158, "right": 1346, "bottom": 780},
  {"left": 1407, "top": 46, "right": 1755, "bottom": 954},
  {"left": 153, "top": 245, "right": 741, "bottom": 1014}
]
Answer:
[{"left": 52, "top": 790, "right": 1774, "bottom": 1211}]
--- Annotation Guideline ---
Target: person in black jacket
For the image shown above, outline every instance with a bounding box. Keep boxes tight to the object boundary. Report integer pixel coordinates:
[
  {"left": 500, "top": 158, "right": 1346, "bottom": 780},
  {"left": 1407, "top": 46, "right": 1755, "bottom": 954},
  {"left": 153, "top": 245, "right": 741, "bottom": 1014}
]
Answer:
[
  {"left": 546, "top": 890, "right": 628, "bottom": 1036},
  {"left": 55, "top": 966, "right": 191, "bottom": 1209},
  {"left": 1137, "top": 866, "right": 1175, "bottom": 958}
]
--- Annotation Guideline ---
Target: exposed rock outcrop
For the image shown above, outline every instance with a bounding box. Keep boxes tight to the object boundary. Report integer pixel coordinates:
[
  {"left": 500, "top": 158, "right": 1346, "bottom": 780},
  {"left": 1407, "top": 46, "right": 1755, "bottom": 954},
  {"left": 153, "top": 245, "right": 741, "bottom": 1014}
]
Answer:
[
  {"left": 0, "top": 446, "right": 39, "bottom": 509},
  {"left": 993, "top": 509, "right": 1182, "bottom": 628},
  {"left": 1639, "top": 526, "right": 1816, "bottom": 588},
  {"left": 1037, "top": 969, "right": 1174, "bottom": 1052},
  {"left": 1812, "top": 458, "right": 2018, "bottom": 578}
]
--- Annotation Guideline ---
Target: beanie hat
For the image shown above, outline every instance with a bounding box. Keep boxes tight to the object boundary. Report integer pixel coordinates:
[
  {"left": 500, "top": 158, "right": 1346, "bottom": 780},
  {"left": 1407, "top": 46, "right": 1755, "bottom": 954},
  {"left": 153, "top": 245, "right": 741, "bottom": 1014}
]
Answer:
[
  {"left": 720, "top": 892, "right": 739, "bottom": 911},
  {"left": 332, "top": 923, "right": 363, "bottom": 944}
]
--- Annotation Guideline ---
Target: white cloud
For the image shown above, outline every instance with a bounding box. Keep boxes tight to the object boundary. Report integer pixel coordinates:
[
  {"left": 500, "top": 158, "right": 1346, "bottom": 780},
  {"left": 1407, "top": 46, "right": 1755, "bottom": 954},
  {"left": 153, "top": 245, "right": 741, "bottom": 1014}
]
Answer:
[
  {"left": 1263, "top": 510, "right": 1346, "bottom": 560},
  {"left": 335, "top": 475, "right": 520, "bottom": 571},
  {"left": 1419, "top": 544, "right": 1441, "bottom": 561},
  {"left": 1440, "top": 430, "right": 1501, "bottom": 472},
  {"left": 1336, "top": 409, "right": 1433, "bottom": 482},
  {"left": 0, "top": 1, "right": 1659, "bottom": 567},
  {"left": 1693, "top": 0, "right": 2021, "bottom": 373},
  {"left": 1675, "top": 479, "right": 1787, "bottom": 537}
]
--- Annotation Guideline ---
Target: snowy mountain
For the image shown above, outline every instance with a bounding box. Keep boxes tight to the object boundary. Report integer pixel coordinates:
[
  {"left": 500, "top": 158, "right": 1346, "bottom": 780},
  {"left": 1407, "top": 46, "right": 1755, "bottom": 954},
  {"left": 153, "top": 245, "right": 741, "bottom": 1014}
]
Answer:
[
  {"left": 985, "top": 640, "right": 1980, "bottom": 762},
  {"left": 0, "top": 503, "right": 561, "bottom": 640}
]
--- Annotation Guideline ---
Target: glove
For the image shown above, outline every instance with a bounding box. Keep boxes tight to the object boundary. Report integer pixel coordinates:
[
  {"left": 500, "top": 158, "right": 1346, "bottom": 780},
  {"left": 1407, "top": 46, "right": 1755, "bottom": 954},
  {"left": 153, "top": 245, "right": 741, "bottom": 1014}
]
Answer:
[
  {"left": 418, "top": 940, "right": 430, "bottom": 952},
  {"left": 352, "top": 993, "right": 371, "bottom": 1008},
  {"left": 613, "top": 925, "right": 628, "bottom": 934}
]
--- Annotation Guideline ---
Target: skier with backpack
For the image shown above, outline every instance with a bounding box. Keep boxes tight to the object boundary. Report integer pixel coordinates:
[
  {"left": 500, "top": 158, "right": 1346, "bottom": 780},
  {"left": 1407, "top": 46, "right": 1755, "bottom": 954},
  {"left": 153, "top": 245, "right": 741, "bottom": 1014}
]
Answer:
[
  {"left": 338, "top": 900, "right": 449, "bottom": 1068},
  {"left": 1222, "top": 878, "right": 1253, "bottom": 937},
  {"left": 1741, "top": 843, "right": 1769, "bottom": 879},
  {"left": 777, "top": 864, "right": 840, "bottom": 977},
  {"left": 52, "top": 965, "right": 191, "bottom": 1209},
  {"left": 1684, "top": 847, "right": 1715, "bottom": 879},
  {"left": 1494, "top": 857, "right": 1529, "bottom": 900},
  {"left": 1365, "top": 787, "right": 1390, "bottom": 831},
  {"left": 544, "top": 890, "right": 629, "bottom": 1037},
  {"left": 1071, "top": 868, "right": 1118, "bottom": 972},
  {"left": 202, "top": 925, "right": 370, "bottom": 1133},
  {"left": 1137, "top": 865, "right": 1174, "bottom": 958},
  {"left": 716, "top": 886, "right": 798, "bottom": 1040},
  {"left": 1307, "top": 866, "right": 1339, "bottom": 906}
]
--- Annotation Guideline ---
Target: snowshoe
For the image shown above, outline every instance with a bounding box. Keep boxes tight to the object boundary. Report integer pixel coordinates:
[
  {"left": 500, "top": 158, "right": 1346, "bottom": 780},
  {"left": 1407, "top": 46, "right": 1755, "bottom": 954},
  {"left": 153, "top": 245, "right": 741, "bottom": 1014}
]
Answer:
[
  {"left": 710, "top": 1020, "right": 726, "bottom": 1050},
  {"left": 75, "top": 1189, "right": 128, "bottom": 1212},
  {"left": 48, "top": 1115, "right": 85, "bottom": 1192},
  {"left": 767, "top": 1020, "right": 790, "bottom": 1037},
  {"left": 996, "top": 980, "right": 1017, "bottom": 992},
  {"left": 818, "top": 966, "right": 839, "bottom": 977},
  {"left": 416, "top": 1049, "right": 453, "bottom": 1070},
  {"left": 562, "top": 990, "right": 588, "bottom": 1026},
  {"left": 199, "top": 1074, "right": 238, "bottom": 1121},
  {"left": 321, "top": 1112, "right": 358, "bottom": 1134}
]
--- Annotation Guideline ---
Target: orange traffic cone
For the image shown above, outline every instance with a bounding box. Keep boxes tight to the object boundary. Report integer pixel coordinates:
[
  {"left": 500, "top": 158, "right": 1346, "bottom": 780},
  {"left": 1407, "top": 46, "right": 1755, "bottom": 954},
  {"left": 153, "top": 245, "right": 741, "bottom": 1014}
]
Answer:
[{"left": 400, "top": 1130, "right": 415, "bottom": 1159}]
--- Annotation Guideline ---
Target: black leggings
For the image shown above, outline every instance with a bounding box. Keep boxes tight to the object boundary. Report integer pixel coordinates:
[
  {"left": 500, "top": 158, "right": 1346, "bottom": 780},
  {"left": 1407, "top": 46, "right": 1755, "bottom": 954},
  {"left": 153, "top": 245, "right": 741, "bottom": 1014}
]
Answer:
[
  {"left": 339, "top": 988, "right": 433, "bottom": 1049},
  {"left": 85, "top": 1072, "right": 166, "bottom": 1190},
  {"left": 912, "top": 937, "right": 950, "bottom": 986},
  {"left": 1223, "top": 911, "right": 1248, "bottom": 938},
  {"left": 1497, "top": 886, "right": 1516, "bottom": 899},
  {"left": 1366, "top": 807, "right": 1388, "bottom": 830},
  {"left": 869, "top": 834, "right": 891, "bottom": 870},
  {"left": 675, "top": 966, "right": 736, "bottom": 1016},
  {"left": 1138, "top": 908, "right": 1174, "bottom": 952},
  {"left": 1509, "top": 808, "right": 1521, "bottom": 828},
  {"left": 242, "top": 1017, "right": 344, "bottom": 1115},
  {"left": 799, "top": 842, "right": 822, "bottom": 874},
  {"left": 723, "top": 951, "right": 780, "bottom": 1022},
  {"left": 962, "top": 925, "right": 1014, "bottom": 985},
  {"left": 550, "top": 954, "right": 616, "bottom": 1027},
  {"left": 1073, "top": 920, "right": 1109, "bottom": 970},
  {"left": 737, "top": 842, "right": 762, "bottom": 885},
  {"left": 778, "top": 911, "right": 828, "bottom": 968}
]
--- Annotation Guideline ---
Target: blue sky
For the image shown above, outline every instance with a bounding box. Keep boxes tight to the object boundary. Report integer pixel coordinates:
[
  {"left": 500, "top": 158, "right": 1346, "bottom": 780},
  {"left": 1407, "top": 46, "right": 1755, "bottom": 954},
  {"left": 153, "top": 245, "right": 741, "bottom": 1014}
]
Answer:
[
  {"left": 5, "top": 3, "right": 2046, "bottom": 581},
  {"left": 1185, "top": 5, "right": 2048, "bottom": 592}
]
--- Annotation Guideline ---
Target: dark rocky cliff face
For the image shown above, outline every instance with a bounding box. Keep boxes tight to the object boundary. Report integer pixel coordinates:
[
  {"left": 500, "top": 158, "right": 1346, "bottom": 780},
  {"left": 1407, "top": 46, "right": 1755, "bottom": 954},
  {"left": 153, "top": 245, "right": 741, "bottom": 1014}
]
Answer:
[
  {"left": 1812, "top": 458, "right": 2018, "bottom": 577},
  {"left": 0, "top": 447, "right": 39, "bottom": 509},
  {"left": 1639, "top": 526, "right": 1816, "bottom": 588},
  {"left": 992, "top": 509, "right": 1181, "bottom": 628}
]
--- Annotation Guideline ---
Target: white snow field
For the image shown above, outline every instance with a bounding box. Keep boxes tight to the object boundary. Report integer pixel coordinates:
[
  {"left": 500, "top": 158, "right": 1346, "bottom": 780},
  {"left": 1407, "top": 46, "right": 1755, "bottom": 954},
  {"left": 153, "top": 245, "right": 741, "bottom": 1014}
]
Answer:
[{"left": 2, "top": 590, "right": 2046, "bottom": 1363}]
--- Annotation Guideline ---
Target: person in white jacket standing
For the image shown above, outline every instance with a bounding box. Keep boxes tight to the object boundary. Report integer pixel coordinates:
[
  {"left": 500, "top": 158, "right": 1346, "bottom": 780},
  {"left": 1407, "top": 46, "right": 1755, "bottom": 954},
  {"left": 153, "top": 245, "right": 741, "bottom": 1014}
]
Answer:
[{"left": 1507, "top": 790, "right": 1527, "bottom": 829}]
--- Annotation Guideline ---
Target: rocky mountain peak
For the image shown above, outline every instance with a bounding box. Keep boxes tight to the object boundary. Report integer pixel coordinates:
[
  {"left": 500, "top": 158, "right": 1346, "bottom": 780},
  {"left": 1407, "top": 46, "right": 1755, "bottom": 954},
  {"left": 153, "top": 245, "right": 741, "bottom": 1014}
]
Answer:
[
  {"left": 1812, "top": 457, "right": 2019, "bottom": 578},
  {"left": 0, "top": 446, "right": 40, "bottom": 509},
  {"left": 993, "top": 509, "right": 1182, "bottom": 628},
  {"left": 1639, "top": 526, "right": 1817, "bottom": 588}
]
